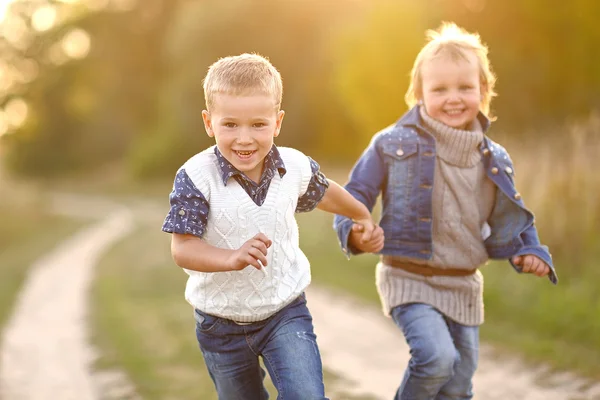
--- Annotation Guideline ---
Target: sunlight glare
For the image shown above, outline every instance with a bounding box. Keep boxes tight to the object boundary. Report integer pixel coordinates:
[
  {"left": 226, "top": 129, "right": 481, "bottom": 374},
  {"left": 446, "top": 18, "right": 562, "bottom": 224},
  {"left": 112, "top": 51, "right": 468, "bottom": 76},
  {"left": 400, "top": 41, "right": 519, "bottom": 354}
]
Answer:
[
  {"left": 1, "top": 15, "right": 29, "bottom": 49},
  {"left": 61, "top": 28, "right": 91, "bottom": 59},
  {"left": 31, "top": 5, "right": 57, "bottom": 32},
  {"left": 5, "top": 98, "right": 28, "bottom": 128},
  {"left": 0, "top": 0, "right": 17, "bottom": 24}
]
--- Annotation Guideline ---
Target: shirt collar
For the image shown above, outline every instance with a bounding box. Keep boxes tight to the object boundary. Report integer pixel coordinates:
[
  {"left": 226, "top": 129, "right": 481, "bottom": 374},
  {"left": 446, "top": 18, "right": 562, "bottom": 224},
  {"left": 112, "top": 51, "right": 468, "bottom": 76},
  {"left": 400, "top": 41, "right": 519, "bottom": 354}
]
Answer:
[{"left": 214, "top": 145, "right": 287, "bottom": 186}]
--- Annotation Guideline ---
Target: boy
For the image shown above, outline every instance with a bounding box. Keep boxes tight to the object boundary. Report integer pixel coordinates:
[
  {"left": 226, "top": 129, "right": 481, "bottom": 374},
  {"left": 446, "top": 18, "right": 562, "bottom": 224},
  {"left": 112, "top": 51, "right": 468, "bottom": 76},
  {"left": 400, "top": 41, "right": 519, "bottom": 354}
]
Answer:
[{"left": 162, "top": 53, "right": 383, "bottom": 400}]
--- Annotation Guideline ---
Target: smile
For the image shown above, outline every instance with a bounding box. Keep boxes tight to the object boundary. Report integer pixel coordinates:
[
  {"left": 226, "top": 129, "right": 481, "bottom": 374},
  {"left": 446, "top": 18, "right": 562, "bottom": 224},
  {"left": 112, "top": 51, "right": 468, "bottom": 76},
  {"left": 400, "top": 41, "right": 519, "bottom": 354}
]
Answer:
[{"left": 234, "top": 150, "right": 256, "bottom": 158}]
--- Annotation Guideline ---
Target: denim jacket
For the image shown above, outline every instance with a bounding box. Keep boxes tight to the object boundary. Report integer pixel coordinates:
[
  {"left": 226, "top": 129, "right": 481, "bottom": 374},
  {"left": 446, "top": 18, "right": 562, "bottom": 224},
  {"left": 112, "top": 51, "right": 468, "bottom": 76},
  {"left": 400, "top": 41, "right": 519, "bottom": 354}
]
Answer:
[{"left": 334, "top": 106, "right": 557, "bottom": 284}]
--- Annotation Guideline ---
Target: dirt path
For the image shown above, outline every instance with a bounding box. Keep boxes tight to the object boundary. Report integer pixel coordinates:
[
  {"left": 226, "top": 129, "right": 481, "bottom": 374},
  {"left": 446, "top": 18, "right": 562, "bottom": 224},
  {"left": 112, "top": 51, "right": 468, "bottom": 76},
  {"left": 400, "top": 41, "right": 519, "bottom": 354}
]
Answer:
[
  {"left": 1, "top": 194, "right": 599, "bottom": 399},
  {"left": 0, "top": 206, "right": 134, "bottom": 400},
  {"left": 307, "top": 286, "right": 600, "bottom": 400}
]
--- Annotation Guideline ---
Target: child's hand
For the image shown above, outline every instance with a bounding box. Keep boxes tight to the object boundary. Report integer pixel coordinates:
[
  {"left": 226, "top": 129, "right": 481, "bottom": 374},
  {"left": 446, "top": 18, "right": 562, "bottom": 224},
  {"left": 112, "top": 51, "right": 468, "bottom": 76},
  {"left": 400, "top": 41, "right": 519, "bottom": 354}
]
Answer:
[
  {"left": 512, "top": 254, "right": 550, "bottom": 277},
  {"left": 348, "top": 223, "right": 385, "bottom": 253},
  {"left": 228, "top": 233, "right": 272, "bottom": 271}
]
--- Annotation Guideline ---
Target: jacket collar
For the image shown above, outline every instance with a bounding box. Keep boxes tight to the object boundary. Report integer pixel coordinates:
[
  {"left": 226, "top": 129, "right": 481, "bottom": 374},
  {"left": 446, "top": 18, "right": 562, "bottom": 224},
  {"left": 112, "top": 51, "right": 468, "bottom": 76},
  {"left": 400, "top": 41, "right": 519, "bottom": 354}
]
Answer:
[{"left": 398, "top": 105, "right": 491, "bottom": 133}]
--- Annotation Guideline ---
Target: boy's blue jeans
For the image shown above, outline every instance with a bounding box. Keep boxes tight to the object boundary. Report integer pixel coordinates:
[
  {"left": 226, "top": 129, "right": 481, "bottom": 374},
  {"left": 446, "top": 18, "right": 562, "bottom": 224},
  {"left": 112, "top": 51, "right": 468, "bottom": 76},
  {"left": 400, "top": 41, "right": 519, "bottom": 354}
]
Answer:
[
  {"left": 391, "top": 303, "right": 479, "bottom": 400},
  {"left": 194, "top": 293, "right": 328, "bottom": 400}
]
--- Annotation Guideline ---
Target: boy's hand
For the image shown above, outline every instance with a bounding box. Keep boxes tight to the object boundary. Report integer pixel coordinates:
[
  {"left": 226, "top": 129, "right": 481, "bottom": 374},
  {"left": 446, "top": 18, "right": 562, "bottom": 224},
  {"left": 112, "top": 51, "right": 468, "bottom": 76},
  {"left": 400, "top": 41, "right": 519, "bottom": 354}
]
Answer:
[
  {"left": 228, "top": 233, "right": 272, "bottom": 271},
  {"left": 512, "top": 254, "right": 550, "bottom": 277},
  {"left": 348, "top": 223, "right": 385, "bottom": 253}
]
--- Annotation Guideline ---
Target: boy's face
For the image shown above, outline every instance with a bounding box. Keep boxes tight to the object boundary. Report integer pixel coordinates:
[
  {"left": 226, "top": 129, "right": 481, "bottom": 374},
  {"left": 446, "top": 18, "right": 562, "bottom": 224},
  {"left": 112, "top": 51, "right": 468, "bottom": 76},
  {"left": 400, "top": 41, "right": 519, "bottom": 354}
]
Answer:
[
  {"left": 202, "top": 93, "right": 284, "bottom": 183},
  {"left": 420, "top": 52, "right": 484, "bottom": 130}
]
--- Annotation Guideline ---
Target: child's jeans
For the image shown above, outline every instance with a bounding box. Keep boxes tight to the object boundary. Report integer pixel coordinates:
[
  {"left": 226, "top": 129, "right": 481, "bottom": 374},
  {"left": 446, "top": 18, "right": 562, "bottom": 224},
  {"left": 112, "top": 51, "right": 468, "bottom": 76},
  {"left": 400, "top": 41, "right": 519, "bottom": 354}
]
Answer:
[
  {"left": 391, "top": 303, "right": 479, "bottom": 400},
  {"left": 194, "top": 293, "right": 328, "bottom": 400}
]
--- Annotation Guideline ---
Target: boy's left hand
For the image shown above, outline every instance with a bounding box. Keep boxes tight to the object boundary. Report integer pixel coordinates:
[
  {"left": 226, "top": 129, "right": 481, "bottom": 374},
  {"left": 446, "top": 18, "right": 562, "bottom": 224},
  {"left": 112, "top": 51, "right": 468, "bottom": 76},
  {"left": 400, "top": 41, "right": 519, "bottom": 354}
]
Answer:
[{"left": 512, "top": 254, "right": 550, "bottom": 277}]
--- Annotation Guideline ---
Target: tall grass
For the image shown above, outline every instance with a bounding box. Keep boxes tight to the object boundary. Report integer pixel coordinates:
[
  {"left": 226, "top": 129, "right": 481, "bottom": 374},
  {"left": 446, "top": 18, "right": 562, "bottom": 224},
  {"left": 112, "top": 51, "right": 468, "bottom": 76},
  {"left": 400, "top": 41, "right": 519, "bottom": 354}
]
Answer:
[{"left": 477, "top": 114, "right": 600, "bottom": 377}]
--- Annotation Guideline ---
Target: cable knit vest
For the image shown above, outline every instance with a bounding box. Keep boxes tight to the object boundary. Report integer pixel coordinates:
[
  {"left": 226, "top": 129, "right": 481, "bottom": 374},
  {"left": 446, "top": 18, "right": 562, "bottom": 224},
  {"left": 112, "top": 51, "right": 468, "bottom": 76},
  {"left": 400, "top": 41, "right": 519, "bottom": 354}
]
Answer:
[
  {"left": 376, "top": 108, "right": 496, "bottom": 326},
  {"left": 182, "top": 146, "right": 313, "bottom": 322}
]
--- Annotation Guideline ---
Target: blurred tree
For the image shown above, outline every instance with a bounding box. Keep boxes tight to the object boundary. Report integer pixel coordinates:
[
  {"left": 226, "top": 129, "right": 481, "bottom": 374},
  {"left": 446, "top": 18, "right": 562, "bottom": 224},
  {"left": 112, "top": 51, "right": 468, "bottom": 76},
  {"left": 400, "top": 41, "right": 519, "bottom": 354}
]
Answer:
[
  {"left": 2, "top": 0, "right": 180, "bottom": 176},
  {"left": 135, "top": 0, "right": 368, "bottom": 177},
  {"left": 2, "top": 0, "right": 600, "bottom": 177}
]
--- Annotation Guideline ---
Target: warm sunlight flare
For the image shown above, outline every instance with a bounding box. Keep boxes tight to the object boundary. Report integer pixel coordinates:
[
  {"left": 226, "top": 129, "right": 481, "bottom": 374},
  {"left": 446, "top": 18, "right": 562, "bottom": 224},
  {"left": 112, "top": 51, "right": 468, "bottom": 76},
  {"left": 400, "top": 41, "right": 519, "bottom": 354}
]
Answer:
[
  {"left": 0, "top": 0, "right": 16, "bottom": 24},
  {"left": 61, "top": 28, "right": 91, "bottom": 59},
  {"left": 31, "top": 5, "right": 57, "bottom": 32},
  {"left": 4, "top": 98, "right": 28, "bottom": 128}
]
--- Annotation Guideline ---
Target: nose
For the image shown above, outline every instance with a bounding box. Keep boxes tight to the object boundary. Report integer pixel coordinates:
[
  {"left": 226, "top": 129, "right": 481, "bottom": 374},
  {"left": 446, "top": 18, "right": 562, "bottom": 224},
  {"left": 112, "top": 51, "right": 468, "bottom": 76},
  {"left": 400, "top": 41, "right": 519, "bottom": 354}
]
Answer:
[
  {"left": 447, "top": 89, "right": 461, "bottom": 103},
  {"left": 236, "top": 128, "right": 253, "bottom": 144}
]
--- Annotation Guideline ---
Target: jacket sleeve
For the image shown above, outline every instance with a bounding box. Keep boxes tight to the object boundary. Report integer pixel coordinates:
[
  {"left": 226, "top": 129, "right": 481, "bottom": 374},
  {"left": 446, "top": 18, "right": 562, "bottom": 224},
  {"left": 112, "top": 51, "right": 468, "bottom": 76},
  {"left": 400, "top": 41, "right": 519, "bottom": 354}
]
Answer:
[
  {"left": 509, "top": 223, "right": 558, "bottom": 284},
  {"left": 333, "top": 137, "right": 386, "bottom": 257}
]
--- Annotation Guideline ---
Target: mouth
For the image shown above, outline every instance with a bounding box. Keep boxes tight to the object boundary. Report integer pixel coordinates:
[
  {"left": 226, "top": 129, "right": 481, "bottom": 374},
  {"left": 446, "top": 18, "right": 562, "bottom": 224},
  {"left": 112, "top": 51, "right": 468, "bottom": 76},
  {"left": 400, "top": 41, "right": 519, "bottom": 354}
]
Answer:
[
  {"left": 444, "top": 109, "right": 465, "bottom": 116},
  {"left": 234, "top": 150, "right": 256, "bottom": 159}
]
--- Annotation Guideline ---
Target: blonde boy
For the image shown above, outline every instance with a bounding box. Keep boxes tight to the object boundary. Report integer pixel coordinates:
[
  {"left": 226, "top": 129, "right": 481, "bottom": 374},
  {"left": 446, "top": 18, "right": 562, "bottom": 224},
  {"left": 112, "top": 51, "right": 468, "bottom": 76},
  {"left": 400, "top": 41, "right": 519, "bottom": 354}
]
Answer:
[{"left": 162, "top": 53, "right": 383, "bottom": 400}]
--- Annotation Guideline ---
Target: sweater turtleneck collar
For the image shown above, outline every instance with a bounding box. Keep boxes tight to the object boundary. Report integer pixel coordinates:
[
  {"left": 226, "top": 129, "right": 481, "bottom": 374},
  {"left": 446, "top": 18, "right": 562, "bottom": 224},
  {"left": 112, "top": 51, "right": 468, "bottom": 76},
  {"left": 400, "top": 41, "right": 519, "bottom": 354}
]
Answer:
[{"left": 419, "top": 106, "right": 484, "bottom": 167}]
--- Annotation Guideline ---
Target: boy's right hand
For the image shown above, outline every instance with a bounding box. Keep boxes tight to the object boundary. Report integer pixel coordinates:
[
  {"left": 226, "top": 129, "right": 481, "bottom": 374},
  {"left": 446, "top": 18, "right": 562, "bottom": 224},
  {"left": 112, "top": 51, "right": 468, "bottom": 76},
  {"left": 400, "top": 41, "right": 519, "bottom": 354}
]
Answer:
[
  {"left": 228, "top": 233, "right": 272, "bottom": 271},
  {"left": 348, "top": 223, "right": 385, "bottom": 253}
]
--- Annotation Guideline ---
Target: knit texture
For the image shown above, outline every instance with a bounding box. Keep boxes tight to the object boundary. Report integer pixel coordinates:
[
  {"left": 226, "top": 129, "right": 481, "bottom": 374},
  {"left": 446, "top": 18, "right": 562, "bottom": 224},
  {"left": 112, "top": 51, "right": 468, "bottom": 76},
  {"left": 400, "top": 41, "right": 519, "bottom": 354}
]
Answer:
[
  {"left": 376, "top": 108, "right": 496, "bottom": 326},
  {"left": 182, "top": 146, "right": 313, "bottom": 322}
]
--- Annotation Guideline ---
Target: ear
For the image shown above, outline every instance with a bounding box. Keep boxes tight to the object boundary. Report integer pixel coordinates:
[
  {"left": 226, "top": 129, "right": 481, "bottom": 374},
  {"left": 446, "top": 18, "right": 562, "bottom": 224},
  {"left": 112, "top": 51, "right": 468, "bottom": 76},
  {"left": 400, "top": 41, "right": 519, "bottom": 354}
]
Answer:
[
  {"left": 202, "top": 110, "right": 214, "bottom": 137},
  {"left": 480, "top": 82, "right": 488, "bottom": 101},
  {"left": 273, "top": 110, "right": 285, "bottom": 138}
]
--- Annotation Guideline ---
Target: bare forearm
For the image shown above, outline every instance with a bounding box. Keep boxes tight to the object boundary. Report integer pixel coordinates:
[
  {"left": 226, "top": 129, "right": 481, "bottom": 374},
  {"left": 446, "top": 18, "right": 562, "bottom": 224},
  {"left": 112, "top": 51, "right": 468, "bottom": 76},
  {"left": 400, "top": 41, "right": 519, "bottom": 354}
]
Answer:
[
  {"left": 171, "top": 234, "right": 233, "bottom": 272},
  {"left": 317, "top": 179, "right": 370, "bottom": 220}
]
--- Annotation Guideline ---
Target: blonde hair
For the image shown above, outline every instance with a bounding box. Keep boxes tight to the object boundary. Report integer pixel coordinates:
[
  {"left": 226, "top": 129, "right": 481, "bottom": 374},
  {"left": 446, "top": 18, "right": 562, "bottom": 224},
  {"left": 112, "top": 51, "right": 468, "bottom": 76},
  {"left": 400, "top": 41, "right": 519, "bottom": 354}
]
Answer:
[
  {"left": 203, "top": 53, "right": 283, "bottom": 111},
  {"left": 405, "top": 22, "right": 497, "bottom": 118}
]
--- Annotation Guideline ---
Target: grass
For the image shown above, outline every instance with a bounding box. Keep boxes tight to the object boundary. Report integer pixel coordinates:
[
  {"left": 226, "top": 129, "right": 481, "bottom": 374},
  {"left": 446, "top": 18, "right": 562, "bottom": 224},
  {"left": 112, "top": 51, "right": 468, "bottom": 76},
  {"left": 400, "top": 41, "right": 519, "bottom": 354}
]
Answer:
[{"left": 0, "top": 205, "right": 87, "bottom": 330}]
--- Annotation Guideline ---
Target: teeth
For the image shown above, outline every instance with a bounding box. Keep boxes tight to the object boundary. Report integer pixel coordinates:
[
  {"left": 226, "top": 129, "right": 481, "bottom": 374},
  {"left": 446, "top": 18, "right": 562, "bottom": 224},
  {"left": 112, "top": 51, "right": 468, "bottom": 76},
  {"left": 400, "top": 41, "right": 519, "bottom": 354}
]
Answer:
[{"left": 236, "top": 151, "right": 253, "bottom": 155}]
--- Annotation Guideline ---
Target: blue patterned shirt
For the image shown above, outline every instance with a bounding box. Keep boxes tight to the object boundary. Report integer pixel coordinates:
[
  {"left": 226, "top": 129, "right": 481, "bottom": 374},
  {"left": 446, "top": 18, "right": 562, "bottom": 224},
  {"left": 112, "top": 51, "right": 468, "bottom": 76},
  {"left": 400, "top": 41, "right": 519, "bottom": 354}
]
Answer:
[{"left": 162, "top": 145, "right": 329, "bottom": 238}]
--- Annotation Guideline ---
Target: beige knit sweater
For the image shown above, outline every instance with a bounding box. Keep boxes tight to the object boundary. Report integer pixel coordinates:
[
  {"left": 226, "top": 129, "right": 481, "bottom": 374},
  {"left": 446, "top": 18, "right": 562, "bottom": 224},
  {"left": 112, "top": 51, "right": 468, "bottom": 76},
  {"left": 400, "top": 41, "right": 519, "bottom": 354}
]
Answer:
[{"left": 376, "top": 108, "right": 496, "bottom": 326}]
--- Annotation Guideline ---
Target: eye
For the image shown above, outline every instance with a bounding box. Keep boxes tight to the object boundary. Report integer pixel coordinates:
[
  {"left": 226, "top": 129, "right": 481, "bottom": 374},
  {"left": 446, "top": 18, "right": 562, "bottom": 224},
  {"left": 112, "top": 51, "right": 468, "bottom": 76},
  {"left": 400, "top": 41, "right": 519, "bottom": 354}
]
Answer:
[
  {"left": 460, "top": 85, "right": 474, "bottom": 91},
  {"left": 224, "top": 122, "right": 236, "bottom": 128},
  {"left": 253, "top": 122, "right": 267, "bottom": 128},
  {"left": 432, "top": 87, "right": 445, "bottom": 93}
]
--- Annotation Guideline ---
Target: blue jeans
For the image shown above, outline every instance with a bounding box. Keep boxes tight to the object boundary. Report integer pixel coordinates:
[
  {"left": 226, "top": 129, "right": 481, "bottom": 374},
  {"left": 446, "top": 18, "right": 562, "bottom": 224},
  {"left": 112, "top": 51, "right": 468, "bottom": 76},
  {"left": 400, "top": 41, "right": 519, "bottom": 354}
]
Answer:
[
  {"left": 391, "top": 303, "right": 479, "bottom": 400},
  {"left": 194, "top": 293, "right": 328, "bottom": 400}
]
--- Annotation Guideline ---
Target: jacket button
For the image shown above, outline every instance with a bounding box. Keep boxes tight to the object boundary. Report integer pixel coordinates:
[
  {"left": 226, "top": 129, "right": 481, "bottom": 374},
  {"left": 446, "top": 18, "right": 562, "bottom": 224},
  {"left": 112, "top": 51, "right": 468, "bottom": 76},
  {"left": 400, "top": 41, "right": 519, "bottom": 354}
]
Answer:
[
  {"left": 178, "top": 209, "right": 186, "bottom": 216},
  {"left": 505, "top": 167, "right": 513, "bottom": 174},
  {"left": 396, "top": 148, "right": 404, "bottom": 156},
  {"left": 514, "top": 193, "right": 522, "bottom": 200},
  {"left": 491, "top": 167, "right": 499, "bottom": 174},
  {"left": 483, "top": 148, "right": 490, "bottom": 155}
]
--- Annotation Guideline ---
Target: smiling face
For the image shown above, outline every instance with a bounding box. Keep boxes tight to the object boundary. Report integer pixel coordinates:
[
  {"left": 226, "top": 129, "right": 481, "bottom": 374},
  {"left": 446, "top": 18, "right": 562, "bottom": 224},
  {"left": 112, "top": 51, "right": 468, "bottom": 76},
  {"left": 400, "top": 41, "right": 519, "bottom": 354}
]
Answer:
[
  {"left": 420, "top": 51, "right": 484, "bottom": 130},
  {"left": 202, "top": 93, "right": 284, "bottom": 183}
]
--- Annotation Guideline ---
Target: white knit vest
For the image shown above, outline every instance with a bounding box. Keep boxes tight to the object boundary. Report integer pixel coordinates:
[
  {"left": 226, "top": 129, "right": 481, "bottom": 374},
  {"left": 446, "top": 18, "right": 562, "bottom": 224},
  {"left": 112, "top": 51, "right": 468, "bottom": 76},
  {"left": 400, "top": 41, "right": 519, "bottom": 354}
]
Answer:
[{"left": 181, "top": 146, "right": 313, "bottom": 322}]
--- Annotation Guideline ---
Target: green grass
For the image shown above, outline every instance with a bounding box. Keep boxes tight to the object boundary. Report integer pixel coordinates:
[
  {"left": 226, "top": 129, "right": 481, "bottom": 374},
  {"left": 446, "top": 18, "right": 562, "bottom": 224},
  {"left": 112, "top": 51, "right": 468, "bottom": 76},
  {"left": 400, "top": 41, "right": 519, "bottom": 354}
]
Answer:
[{"left": 0, "top": 207, "right": 86, "bottom": 330}]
